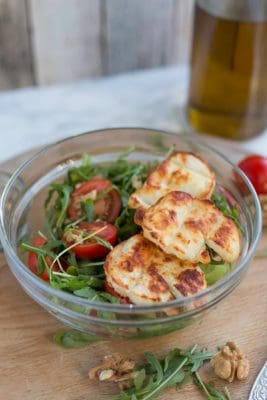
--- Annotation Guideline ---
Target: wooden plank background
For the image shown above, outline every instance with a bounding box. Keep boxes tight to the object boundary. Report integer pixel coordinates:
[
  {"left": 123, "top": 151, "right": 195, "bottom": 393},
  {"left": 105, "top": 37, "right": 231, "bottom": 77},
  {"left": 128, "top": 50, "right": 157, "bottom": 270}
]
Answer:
[{"left": 0, "top": 0, "right": 194, "bottom": 90}]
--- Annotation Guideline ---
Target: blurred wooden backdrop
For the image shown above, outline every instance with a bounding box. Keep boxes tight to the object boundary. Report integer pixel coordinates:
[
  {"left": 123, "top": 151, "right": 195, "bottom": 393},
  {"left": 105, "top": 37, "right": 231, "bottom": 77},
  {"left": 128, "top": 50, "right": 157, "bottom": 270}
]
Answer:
[{"left": 0, "top": 0, "right": 194, "bottom": 91}]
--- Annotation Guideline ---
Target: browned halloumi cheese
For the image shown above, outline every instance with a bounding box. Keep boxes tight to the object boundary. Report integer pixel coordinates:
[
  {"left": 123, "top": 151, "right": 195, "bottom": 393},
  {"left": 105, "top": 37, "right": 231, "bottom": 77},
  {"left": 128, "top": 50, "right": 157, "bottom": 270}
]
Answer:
[
  {"left": 104, "top": 234, "right": 207, "bottom": 305},
  {"left": 135, "top": 191, "right": 241, "bottom": 264},
  {"left": 128, "top": 152, "right": 215, "bottom": 209}
]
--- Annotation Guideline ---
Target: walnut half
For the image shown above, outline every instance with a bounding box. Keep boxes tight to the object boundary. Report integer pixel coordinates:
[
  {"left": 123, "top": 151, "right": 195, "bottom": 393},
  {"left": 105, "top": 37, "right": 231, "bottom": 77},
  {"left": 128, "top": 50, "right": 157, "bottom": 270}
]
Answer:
[
  {"left": 211, "top": 341, "right": 250, "bottom": 382},
  {"left": 89, "top": 354, "right": 138, "bottom": 390}
]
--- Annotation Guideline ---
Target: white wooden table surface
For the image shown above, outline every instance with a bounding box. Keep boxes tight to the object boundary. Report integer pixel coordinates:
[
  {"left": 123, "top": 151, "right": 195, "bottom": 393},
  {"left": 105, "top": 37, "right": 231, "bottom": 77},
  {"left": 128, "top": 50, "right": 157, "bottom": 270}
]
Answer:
[{"left": 0, "top": 65, "right": 266, "bottom": 164}]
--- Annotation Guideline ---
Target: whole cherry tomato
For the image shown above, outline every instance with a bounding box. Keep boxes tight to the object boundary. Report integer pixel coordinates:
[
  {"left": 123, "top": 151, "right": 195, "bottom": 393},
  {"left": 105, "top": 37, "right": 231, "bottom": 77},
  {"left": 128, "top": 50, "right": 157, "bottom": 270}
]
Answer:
[{"left": 238, "top": 155, "right": 267, "bottom": 195}]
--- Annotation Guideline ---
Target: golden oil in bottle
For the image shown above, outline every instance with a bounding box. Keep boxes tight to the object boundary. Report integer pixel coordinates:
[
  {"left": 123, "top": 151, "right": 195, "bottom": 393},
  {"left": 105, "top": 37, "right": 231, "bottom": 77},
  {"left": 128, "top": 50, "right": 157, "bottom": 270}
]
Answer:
[{"left": 187, "top": 1, "right": 267, "bottom": 140}]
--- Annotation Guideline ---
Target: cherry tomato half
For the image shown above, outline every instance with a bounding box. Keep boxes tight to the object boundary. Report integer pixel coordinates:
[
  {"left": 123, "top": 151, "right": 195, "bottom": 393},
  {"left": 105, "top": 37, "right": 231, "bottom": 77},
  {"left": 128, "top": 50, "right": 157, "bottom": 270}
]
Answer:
[
  {"left": 27, "top": 237, "right": 52, "bottom": 281},
  {"left": 238, "top": 155, "right": 267, "bottom": 195},
  {"left": 105, "top": 282, "right": 131, "bottom": 304},
  {"left": 64, "top": 221, "right": 118, "bottom": 260},
  {"left": 68, "top": 178, "right": 122, "bottom": 223}
]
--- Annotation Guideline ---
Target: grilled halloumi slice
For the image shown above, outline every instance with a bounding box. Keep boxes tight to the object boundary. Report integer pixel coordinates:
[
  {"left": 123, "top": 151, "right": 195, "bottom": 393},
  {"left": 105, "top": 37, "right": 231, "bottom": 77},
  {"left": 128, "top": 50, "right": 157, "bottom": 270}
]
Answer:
[
  {"left": 128, "top": 152, "right": 215, "bottom": 209},
  {"left": 135, "top": 191, "right": 241, "bottom": 264},
  {"left": 104, "top": 233, "right": 207, "bottom": 305}
]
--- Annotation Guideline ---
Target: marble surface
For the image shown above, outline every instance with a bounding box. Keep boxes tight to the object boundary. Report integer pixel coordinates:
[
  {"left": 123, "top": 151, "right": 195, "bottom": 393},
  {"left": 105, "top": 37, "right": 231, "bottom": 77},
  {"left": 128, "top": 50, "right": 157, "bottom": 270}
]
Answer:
[{"left": 0, "top": 65, "right": 266, "bottom": 164}]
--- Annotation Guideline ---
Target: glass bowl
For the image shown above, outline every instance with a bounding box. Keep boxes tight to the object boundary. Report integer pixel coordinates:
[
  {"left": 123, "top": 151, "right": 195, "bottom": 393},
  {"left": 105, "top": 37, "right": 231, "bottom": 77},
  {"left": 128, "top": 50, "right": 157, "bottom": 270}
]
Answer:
[{"left": 0, "top": 128, "right": 262, "bottom": 339}]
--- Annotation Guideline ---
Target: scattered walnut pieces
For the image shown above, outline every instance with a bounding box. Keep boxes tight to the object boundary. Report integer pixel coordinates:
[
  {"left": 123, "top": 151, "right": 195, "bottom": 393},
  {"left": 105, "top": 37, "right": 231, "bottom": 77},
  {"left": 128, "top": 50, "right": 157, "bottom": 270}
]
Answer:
[
  {"left": 89, "top": 354, "right": 138, "bottom": 390},
  {"left": 211, "top": 341, "right": 250, "bottom": 383},
  {"left": 63, "top": 228, "right": 84, "bottom": 244}
]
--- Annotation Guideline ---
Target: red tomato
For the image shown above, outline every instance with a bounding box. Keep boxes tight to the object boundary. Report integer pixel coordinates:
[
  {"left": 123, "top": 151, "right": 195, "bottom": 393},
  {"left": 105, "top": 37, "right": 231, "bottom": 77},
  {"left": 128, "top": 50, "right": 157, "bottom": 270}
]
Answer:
[
  {"left": 105, "top": 282, "right": 131, "bottom": 304},
  {"left": 238, "top": 155, "right": 267, "bottom": 195},
  {"left": 68, "top": 178, "right": 122, "bottom": 222},
  {"left": 28, "top": 237, "right": 63, "bottom": 281},
  {"left": 27, "top": 237, "right": 52, "bottom": 281},
  {"left": 64, "top": 221, "right": 117, "bottom": 260}
]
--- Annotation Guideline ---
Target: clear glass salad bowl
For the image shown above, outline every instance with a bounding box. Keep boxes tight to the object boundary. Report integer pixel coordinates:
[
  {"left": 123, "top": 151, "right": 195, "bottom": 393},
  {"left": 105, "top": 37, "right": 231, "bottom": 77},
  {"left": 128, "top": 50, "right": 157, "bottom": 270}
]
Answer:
[{"left": 0, "top": 128, "right": 262, "bottom": 339}]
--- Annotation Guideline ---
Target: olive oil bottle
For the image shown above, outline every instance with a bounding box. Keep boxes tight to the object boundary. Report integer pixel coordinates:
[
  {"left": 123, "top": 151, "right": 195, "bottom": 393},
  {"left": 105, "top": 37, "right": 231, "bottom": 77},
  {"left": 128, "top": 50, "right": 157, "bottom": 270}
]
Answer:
[{"left": 187, "top": 0, "right": 267, "bottom": 140}]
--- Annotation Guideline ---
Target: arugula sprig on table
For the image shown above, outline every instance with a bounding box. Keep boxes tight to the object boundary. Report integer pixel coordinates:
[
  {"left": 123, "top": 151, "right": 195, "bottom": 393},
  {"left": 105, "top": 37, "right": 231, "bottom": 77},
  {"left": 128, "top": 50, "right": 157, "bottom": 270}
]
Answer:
[
  {"left": 52, "top": 331, "right": 233, "bottom": 399},
  {"left": 53, "top": 329, "right": 101, "bottom": 348},
  {"left": 101, "top": 345, "right": 231, "bottom": 400}
]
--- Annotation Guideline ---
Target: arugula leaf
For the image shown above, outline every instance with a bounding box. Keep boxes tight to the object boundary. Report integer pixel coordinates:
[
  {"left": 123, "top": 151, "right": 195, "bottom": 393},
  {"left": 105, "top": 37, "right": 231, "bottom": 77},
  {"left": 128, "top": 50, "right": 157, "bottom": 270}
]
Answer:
[
  {"left": 67, "top": 154, "right": 97, "bottom": 185},
  {"left": 94, "top": 235, "right": 114, "bottom": 250},
  {"left": 151, "top": 134, "right": 169, "bottom": 152},
  {"left": 53, "top": 329, "right": 100, "bottom": 348},
  {"left": 74, "top": 287, "right": 119, "bottom": 323},
  {"left": 44, "top": 208, "right": 58, "bottom": 240},
  {"left": 133, "top": 369, "right": 146, "bottom": 391},
  {"left": 115, "top": 206, "right": 140, "bottom": 241},
  {"left": 67, "top": 260, "right": 104, "bottom": 277},
  {"left": 201, "top": 263, "right": 231, "bottom": 286},
  {"left": 163, "top": 348, "right": 181, "bottom": 373},
  {"left": 194, "top": 372, "right": 232, "bottom": 400},
  {"left": 50, "top": 274, "right": 104, "bottom": 292},
  {"left": 82, "top": 198, "right": 95, "bottom": 222},
  {"left": 74, "top": 287, "right": 119, "bottom": 304},
  {"left": 117, "top": 146, "right": 136, "bottom": 160},
  {"left": 45, "top": 183, "right": 73, "bottom": 232},
  {"left": 67, "top": 251, "right": 78, "bottom": 267},
  {"left": 37, "top": 254, "right": 46, "bottom": 276},
  {"left": 144, "top": 352, "right": 164, "bottom": 385},
  {"left": 20, "top": 242, "right": 57, "bottom": 259},
  {"left": 212, "top": 192, "right": 244, "bottom": 234}
]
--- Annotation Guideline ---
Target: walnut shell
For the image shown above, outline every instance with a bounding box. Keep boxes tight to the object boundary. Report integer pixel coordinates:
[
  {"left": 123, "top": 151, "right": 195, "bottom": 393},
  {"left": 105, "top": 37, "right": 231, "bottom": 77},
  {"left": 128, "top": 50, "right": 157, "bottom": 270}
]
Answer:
[
  {"left": 237, "top": 358, "right": 250, "bottom": 380},
  {"left": 211, "top": 341, "right": 250, "bottom": 382}
]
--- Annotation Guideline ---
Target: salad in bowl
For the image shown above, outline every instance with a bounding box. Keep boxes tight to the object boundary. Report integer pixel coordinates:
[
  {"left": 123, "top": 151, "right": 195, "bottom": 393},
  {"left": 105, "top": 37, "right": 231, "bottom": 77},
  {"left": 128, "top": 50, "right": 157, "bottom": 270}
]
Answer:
[{"left": 0, "top": 128, "right": 261, "bottom": 338}]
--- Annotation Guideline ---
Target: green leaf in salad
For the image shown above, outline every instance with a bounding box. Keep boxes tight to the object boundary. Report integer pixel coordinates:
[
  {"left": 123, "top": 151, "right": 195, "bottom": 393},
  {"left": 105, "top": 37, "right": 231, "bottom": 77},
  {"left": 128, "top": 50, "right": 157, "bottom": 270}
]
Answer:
[
  {"left": 67, "top": 153, "right": 97, "bottom": 185},
  {"left": 211, "top": 192, "right": 244, "bottom": 234},
  {"left": 67, "top": 250, "right": 78, "bottom": 268},
  {"left": 200, "top": 262, "right": 231, "bottom": 286},
  {"left": 74, "top": 287, "right": 119, "bottom": 323},
  {"left": 82, "top": 198, "right": 95, "bottom": 222},
  {"left": 51, "top": 273, "right": 104, "bottom": 292},
  {"left": 115, "top": 206, "right": 140, "bottom": 241},
  {"left": 94, "top": 234, "right": 114, "bottom": 250},
  {"left": 45, "top": 183, "right": 73, "bottom": 230},
  {"left": 37, "top": 254, "right": 46, "bottom": 276},
  {"left": 117, "top": 146, "right": 136, "bottom": 160},
  {"left": 66, "top": 260, "right": 105, "bottom": 277},
  {"left": 151, "top": 134, "right": 169, "bottom": 152},
  {"left": 20, "top": 241, "right": 58, "bottom": 259},
  {"left": 74, "top": 287, "right": 119, "bottom": 304}
]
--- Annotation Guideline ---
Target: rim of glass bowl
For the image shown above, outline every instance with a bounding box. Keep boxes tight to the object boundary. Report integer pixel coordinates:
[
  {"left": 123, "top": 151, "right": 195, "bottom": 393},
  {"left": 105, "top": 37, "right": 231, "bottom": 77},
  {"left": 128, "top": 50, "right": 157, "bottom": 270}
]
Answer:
[{"left": 0, "top": 127, "right": 262, "bottom": 314}]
